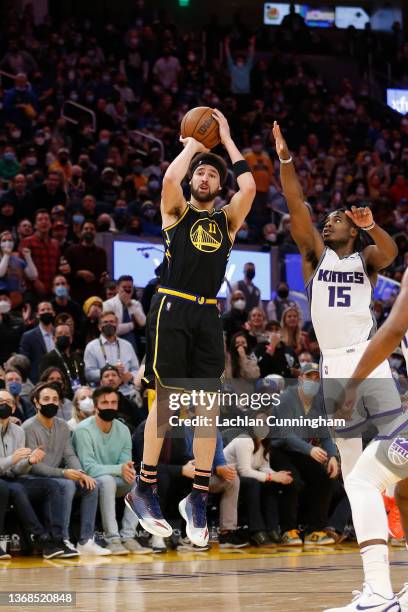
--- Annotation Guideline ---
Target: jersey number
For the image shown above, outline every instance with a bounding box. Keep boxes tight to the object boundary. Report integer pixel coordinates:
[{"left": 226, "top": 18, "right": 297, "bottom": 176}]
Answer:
[
  {"left": 208, "top": 222, "right": 217, "bottom": 234},
  {"left": 328, "top": 286, "right": 351, "bottom": 307}
]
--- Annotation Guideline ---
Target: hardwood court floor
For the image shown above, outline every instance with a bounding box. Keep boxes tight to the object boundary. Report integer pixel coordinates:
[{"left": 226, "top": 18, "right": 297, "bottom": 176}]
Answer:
[{"left": 1, "top": 543, "right": 407, "bottom": 611}]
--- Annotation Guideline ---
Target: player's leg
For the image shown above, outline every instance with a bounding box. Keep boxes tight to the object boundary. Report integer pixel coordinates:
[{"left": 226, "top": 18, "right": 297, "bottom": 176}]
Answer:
[
  {"left": 394, "top": 479, "right": 408, "bottom": 610},
  {"left": 125, "top": 384, "right": 173, "bottom": 537},
  {"left": 324, "top": 441, "right": 400, "bottom": 612},
  {"left": 334, "top": 437, "right": 363, "bottom": 480}
]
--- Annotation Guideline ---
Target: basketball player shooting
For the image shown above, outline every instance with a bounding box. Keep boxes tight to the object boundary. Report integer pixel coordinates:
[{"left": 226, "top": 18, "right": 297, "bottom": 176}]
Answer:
[
  {"left": 323, "top": 272, "right": 408, "bottom": 611},
  {"left": 272, "top": 121, "right": 400, "bottom": 478},
  {"left": 125, "top": 109, "right": 256, "bottom": 547}
]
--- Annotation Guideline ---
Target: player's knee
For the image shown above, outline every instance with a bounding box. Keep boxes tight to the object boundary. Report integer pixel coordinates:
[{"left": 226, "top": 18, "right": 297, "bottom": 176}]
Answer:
[{"left": 394, "top": 479, "right": 408, "bottom": 508}]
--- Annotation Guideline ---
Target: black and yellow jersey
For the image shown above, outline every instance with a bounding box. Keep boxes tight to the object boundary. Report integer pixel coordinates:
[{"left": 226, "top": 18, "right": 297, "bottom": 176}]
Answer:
[{"left": 160, "top": 202, "right": 233, "bottom": 298}]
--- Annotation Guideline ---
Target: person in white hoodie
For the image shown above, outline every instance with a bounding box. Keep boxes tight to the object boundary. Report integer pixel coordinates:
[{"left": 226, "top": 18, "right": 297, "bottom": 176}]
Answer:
[{"left": 223, "top": 411, "right": 293, "bottom": 547}]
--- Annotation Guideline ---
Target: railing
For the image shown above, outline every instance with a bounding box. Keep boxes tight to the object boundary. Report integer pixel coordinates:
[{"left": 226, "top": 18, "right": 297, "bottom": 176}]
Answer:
[
  {"left": 129, "top": 130, "right": 164, "bottom": 162},
  {"left": 61, "top": 100, "right": 96, "bottom": 131}
]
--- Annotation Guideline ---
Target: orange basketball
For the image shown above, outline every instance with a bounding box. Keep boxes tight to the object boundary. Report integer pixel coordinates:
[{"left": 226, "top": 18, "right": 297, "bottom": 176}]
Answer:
[{"left": 180, "top": 106, "right": 221, "bottom": 149}]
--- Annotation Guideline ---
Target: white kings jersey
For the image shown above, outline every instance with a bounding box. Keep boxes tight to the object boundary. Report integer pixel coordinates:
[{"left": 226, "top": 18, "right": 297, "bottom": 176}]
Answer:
[
  {"left": 402, "top": 332, "right": 408, "bottom": 370},
  {"left": 306, "top": 248, "right": 376, "bottom": 352}
]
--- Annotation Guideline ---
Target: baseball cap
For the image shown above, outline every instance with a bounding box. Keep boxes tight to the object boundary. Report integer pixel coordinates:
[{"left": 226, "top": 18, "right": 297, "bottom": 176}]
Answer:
[
  {"left": 301, "top": 363, "right": 320, "bottom": 375},
  {"left": 100, "top": 364, "right": 119, "bottom": 376},
  {"left": 83, "top": 296, "right": 103, "bottom": 315}
]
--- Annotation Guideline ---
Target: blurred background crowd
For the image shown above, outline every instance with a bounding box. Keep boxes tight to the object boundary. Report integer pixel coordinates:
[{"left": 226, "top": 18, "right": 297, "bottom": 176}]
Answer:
[{"left": 0, "top": 1, "right": 406, "bottom": 558}]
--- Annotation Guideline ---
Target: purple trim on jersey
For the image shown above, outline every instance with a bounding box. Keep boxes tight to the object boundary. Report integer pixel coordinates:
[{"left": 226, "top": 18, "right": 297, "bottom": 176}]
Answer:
[
  {"left": 375, "top": 417, "right": 408, "bottom": 441},
  {"left": 358, "top": 252, "right": 377, "bottom": 341},
  {"left": 305, "top": 247, "right": 327, "bottom": 304},
  {"left": 370, "top": 407, "right": 403, "bottom": 420}
]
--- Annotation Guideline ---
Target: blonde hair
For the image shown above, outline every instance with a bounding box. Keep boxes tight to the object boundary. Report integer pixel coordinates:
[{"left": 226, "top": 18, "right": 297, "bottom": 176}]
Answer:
[
  {"left": 281, "top": 306, "right": 302, "bottom": 349},
  {"left": 71, "top": 386, "right": 93, "bottom": 423}
]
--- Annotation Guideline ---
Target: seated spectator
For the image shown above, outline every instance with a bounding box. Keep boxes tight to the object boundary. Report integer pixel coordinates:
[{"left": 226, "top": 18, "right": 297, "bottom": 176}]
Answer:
[
  {"left": 222, "top": 290, "right": 248, "bottom": 348},
  {"left": 271, "top": 363, "right": 339, "bottom": 545},
  {"left": 82, "top": 296, "right": 103, "bottom": 345},
  {"left": 3, "top": 73, "right": 38, "bottom": 136},
  {"left": 103, "top": 275, "right": 146, "bottom": 357},
  {"left": 4, "top": 354, "right": 33, "bottom": 398},
  {"left": 51, "top": 274, "right": 84, "bottom": 330},
  {"left": 0, "top": 290, "right": 25, "bottom": 365},
  {"left": 281, "top": 306, "right": 309, "bottom": 356},
  {"left": 22, "top": 382, "right": 107, "bottom": 556},
  {"left": 67, "top": 386, "right": 95, "bottom": 432},
  {"left": 0, "top": 230, "right": 38, "bottom": 304},
  {"left": 0, "top": 388, "right": 66, "bottom": 559},
  {"left": 254, "top": 320, "right": 299, "bottom": 378},
  {"left": 298, "top": 351, "right": 314, "bottom": 368},
  {"left": 223, "top": 411, "right": 293, "bottom": 547},
  {"left": 226, "top": 332, "right": 260, "bottom": 380},
  {"left": 39, "top": 367, "right": 73, "bottom": 422},
  {"left": 84, "top": 311, "right": 139, "bottom": 396},
  {"left": 0, "top": 147, "right": 20, "bottom": 185},
  {"left": 19, "top": 301, "right": 55, "bottom": 382},
  {"left": 100, "top": 365, "right": 146, "bottom": 432},
  {"left": 5, "top": 368, "right": 35, "bottom": 422},
  {"left": 73, "top": 386, "right": 150, "bottom": 555},
  {"left": 245, "top": 307, "right": 268, "bottom": 348},
  {"left": 19, "top": 209, "right": 62, "bottom": 298},
  {"left": 32, "top": 171, "right": 66, "bottom": 213},
  {"left": 39, "top": 323, "right": 85, "bottom": 400},
  {"left": 5, "top": 174, "right": 35, "bottom": 220},
  {"left": 64, "top": 220, "right": 108, "bottom": 303},
  {"left": 16, "top": 218, "right": 34, "bottom": 248}
]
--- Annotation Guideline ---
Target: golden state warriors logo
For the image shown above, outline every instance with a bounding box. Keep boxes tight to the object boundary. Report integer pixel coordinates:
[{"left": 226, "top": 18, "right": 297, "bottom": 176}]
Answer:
[{"left": 190, "top": 218, "right": 222, "bottom": 253}]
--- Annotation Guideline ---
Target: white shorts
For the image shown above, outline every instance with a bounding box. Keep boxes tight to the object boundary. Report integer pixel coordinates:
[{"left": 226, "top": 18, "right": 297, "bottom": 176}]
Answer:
[{"left": 321, "top": 340, "right": 402, "bottom": 436}]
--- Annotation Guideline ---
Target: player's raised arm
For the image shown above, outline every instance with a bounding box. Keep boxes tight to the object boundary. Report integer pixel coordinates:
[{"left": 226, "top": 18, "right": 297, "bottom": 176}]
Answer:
[
  {"left": 161, "top": 137, "right": 208, "bottom": 221},
  {"left": 272, "top": 121, "right": 323, "bottom": 259},
  {"left": 345, "top": 206, "right": 398, "bottom": 272},
  {"left": 212, "top": 109, "right": 256, "bottom": 236},
  {"left": 351, "top": 268, "right": 408, "bottom": 381}
]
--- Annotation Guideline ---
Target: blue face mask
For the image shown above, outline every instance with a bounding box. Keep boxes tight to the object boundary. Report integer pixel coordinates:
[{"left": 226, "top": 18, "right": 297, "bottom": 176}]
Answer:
[
  {"left": 301, "top": 379, "right": 320, "bottom": 397},
  {"left": 55, "top": 285, "right": 68, "bottom": 298},
  {"left": 237, "top": 230, "right": 248, "bottom": 240},
  {"left": 4, "top": 152, "right": 16, "bottom": 162},
  {"left": 8, "top": 381, "right": 22, "bottom": 397},
  {"left": 73, "top": 214, "right": 84, "bottom": 224}
]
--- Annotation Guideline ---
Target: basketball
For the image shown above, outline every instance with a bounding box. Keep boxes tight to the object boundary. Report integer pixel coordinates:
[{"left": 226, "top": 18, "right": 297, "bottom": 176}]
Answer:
[{"left": 180, "top": 106, "right": 221, "bottom": 149}]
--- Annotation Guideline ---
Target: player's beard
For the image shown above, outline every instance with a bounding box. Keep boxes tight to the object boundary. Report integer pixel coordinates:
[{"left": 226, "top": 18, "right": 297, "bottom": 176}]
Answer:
[{"left": 190, "top": 184, "right": 218, "bottom": 203}]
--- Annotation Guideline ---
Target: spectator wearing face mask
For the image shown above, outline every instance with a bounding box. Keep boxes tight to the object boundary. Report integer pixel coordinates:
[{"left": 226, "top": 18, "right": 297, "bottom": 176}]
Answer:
[
  {"left": 222, "top": 290, "right": 248, "bottom": 347},
  {"left": 0, "top": 230, "right": 38, "bottom": 301},
  {"left": 82, "top": 296, "right": 103, "bottom": 345},
  {"left": 266, "top": 282, "right": 298, "bottom": 322},
  {"left": 38, "top": 324, "right": 85, "bottom": 400},
  {"left": 22, "top": 382, "right": 106, "bottom": 557},
  {"left": 49, "top": 148, "right": 73, "bottom": 182},
  {"left": 4, "top": 367, "right": 35, "bottom": 422},
  {"left": 4, "top": 354, "right": 33, "bottom": 399},
  {"left": 99, "top": 365, "right": 145, "bottom": 432},
  {"left": 84, "top": 311, "right": 139, "bottom": 397},
  {"left": 270, "top": 363, "right": 339, "bottom": 546},
  {"left": 39, "top": 367, "right": 74, "bottom": 422},
  {"left": 103, "top": 275, "right": 146, "bottom": 358},
  {"left": 64, "top": 220, "right": 108, "bottom": 303},
  {"left": 67, "top": 386, "right": 95, "bottom": 431},
  {"left": 19, "top": 301, "right": 55, "bottom": 382},
  {"left": 231, "top": 262, "right": 261, "bottom": 312},
  {"left": 51, "top": 275, "right": 84, "bottom": 330},
  {"left": 0, "top": 147, "right": 20, "bottom": 184},
  {"left": 0, "top": 291, "right": 25, "bottom": 364}
]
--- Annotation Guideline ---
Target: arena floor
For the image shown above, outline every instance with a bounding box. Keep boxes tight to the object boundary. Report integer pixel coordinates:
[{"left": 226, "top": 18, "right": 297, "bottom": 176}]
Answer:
[{"left": 2, "top": 543, "right": 408, "bottom": 611}]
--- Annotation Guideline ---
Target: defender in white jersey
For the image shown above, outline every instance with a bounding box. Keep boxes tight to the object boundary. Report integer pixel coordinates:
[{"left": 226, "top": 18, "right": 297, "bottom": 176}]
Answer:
[
  {"left": 324, "top": 270, "right": 408, "bottom": 612},
  {"left": 273, "top": 121, "right": 400, "bottom": 480}
]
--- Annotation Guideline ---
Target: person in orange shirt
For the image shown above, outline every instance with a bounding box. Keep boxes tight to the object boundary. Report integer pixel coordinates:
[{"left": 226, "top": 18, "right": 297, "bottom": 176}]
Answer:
[
  {"left": 49, "top": 148, "right": 73, "bottom": 182},
  {"left": 244, "top": 135, "right": 278, "bottom": 233}
]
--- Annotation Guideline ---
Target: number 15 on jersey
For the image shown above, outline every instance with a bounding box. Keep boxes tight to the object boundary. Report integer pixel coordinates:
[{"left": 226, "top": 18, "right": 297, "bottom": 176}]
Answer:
[{"left": 328, "top": 286, "right": 351, "bottom": 307}]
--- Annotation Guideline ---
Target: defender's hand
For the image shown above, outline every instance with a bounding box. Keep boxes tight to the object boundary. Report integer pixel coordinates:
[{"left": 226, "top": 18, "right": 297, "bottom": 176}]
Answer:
[
  {"left": 272, "top": 121, "right": 291, "bottom": 161},
  {"left": 345, "top": 206, "right": 374, "bottom": 229}
]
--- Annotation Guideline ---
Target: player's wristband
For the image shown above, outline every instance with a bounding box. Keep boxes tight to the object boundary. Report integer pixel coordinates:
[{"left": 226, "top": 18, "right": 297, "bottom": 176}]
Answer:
[
  {"left": 279, "top": 156, "right": 293, "bottom": 164},
  {"left": 233, "top": 160, "right": 251, "bottom": 179},
  {"left": 360, "top": 221, "right": 375, "bottom": 231}
]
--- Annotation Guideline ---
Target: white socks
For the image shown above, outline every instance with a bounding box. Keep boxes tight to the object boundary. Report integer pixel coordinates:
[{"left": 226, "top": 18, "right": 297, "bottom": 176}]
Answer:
[{"left": 361, "top": 544, "right": 393, "bottom": 599}]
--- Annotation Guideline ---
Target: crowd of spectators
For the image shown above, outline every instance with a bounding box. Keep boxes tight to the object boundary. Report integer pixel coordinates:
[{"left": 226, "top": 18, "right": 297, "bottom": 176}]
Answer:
[{"left": 0, "top": 4, "right": 407, "bottom": 558}]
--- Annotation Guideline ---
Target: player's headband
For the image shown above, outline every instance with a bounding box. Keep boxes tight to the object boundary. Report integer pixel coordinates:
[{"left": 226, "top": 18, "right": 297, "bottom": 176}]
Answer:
[{"left": 189, "top": 153, "right": 227, "bottom": 186}]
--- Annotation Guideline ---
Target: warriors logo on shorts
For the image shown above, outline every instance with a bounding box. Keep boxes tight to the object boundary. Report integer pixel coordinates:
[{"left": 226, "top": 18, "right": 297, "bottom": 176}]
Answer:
[
  {"left": 388, "top": 437, "right": 408, "bottom": 466},
  {"left": 190, "top": 219, "right": 222, "bottom": 253}
]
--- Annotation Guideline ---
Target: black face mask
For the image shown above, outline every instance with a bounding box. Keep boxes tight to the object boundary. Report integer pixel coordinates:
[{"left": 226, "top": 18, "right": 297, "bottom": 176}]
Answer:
[
  {"left": 56, "top": 335, "right": 70, "bottom": 351},
  {"left": 246, "top": 269, "right": 255, "bottom": 280},
  {"left": 277, "top": 288, "right": 289, "bottom": 299},
  {"left": 98, "top": 222, "right": 110, "bottom": 232},
  {"left": 39, "top": 403, "right": 59, "bottom": 418},
  {"left": 39, "top": 313, "right": 54, "bottom": 326},
  {"left": 0, "top": 403, "right": 12, "bottom": 419},
  {"left": 101, "top": 324, "right": 116, "bottom": 338},
  {"left": 98, "top": 408, "right": 117, "bottom": 422},
  {"left": 82, "top": 232, "right": 94, "bottom": 244}
]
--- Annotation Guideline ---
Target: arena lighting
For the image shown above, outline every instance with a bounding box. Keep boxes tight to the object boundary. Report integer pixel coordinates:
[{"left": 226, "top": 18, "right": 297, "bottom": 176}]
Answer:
[
  {"left": 387, "top": 89, "right": 408, "bottom": 115},
  {"left": 178, "top": 0, "right": 190, "bottom": 6}
]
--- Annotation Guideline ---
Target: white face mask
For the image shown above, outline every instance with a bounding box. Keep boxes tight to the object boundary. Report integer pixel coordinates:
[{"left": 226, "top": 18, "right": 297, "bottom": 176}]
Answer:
[
  {"left": 79, "top": 397, "right": 94, "bottom": 414},
  {"left": 233, "top": 299, "right": 246, "bottom": 311},
  {"left": 0, "top": 300, "right": 11, "bottom": 314},
  {"left": 1, "top": 241, "right": 13, "bottom": 251}
]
